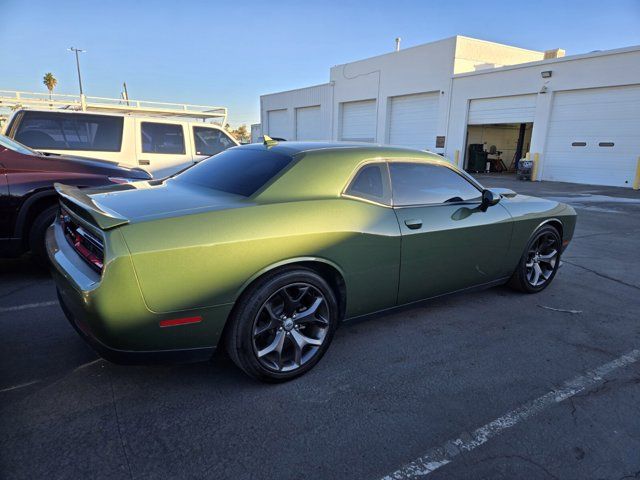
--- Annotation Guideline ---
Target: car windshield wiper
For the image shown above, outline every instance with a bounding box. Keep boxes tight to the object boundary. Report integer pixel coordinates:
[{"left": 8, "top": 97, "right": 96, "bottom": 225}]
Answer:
[{"left": 444, "top": 196, "right": 464, "bottom": 203}]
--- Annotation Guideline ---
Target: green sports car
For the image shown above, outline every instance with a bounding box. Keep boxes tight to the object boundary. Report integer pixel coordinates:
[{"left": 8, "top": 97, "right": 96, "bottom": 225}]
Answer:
[{"left": 47, "top": 141, "right": 576, "bottom": 381}]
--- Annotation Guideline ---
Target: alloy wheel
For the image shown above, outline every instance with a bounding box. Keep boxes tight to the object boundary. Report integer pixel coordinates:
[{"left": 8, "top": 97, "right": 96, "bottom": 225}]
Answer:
[
  {"left": 525, "top": 231, "right": 559, "bottom": 287},
  {"left": 252, "top": 283, "right": 330, "bottom": 372}
]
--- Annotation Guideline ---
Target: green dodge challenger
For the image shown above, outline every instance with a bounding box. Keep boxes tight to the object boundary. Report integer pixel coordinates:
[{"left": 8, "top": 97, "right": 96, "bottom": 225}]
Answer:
[{"left": 47, "top": 141, "right": 576, "bottom": 381}]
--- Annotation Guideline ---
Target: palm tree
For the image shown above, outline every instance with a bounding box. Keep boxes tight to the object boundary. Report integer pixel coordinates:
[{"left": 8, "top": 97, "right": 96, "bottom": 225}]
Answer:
[{"left": 43, "top": 73, "right": 57, "bottom": 100}]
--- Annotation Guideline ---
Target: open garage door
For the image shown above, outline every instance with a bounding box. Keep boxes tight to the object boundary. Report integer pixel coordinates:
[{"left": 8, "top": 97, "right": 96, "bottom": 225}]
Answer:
[
  {"left": 543, "top": 85, "right": 640, "bottom": 187},
  {"left": 267, "top": 109, "right": 288, "bottom": 140},
  {"left": 340, "top": 100, "right": 376, "bottom": 142},
  {"left": 468, "top": 94, "right": 537, "bottom": 125},
  {"left": 465, "top": 123, "right": 532, "bottom": 173},
  {"left": 295, "top": 106, "right": 321, "bottom": 140},
  {"left": 387, "top": 92, "right": 439, "bottom": 150}
]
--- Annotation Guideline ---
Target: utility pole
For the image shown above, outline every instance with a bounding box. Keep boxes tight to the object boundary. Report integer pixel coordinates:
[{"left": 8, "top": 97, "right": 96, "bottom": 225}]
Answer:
[
  {"left": 68, "top": 47, "right": 85, "bottom": 95},
  {"left": 122, "top": 81, "right": 130, "bottom": 106}
]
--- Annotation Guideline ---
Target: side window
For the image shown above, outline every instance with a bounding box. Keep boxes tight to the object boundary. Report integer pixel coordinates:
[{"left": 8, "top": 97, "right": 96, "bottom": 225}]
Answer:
[
  {"left": 389, "top": 162, "right": 481, "bottom": 206},
  {"left": 141, "top": 122, "right": 185, "bottom": 154},
  {"left": 193, "top": 127, "right": 235, "bottom": 156},
  {"left": 345, "top": 163, "right": 390, "bottom": 205},
  {"left": 13, "top": 111, "right": 123, "bottom": 152}
]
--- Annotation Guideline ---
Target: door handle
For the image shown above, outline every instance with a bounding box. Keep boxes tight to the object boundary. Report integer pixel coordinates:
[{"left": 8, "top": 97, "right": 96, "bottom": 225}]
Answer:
[
  {"left": 138, "top": 159, "right": 151, "bottom": 166},
  {"left": 404, "top": 219, "right": 423, "bottom": 230}
]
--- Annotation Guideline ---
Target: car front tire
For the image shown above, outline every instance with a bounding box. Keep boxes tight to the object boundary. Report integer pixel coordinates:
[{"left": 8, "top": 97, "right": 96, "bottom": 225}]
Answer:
[
  {"left": 225, "top": 267, "right": 339, "bottom": 382},
  {"left": 508, "top": 224, "right": 562, "bottom": 293}
]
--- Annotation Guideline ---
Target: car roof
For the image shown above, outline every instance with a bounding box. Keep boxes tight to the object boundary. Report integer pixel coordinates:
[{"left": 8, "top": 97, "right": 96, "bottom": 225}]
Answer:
[
  {"left": 247, "top": 141, "right": 457, "bottom": 203},
  {"left": 241, "top": 140, "right": 434, "bottom": 157}
]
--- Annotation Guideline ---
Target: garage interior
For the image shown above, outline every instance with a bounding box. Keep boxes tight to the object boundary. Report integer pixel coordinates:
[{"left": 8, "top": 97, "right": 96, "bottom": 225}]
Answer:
[{"left": 465, "top": 122, "right": 532, "bottom": 173}]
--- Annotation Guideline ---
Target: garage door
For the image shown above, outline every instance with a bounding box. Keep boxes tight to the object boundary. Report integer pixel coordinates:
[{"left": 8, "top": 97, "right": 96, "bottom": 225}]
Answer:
[
  {"left": 543, "top": 85, "right": 640, "bottom": 187},
  {"left": 267, "top": 109, "right": 288, "bottom": 139},
  {"left": 340, "top": 100, "right": 376, "bottom": 142},
  {"left": 388, "top": 92, "right": 439, "bottom": 150},
  {"left": 468, "top": 94, "right": 537, "bottom": 124},
  {"left": 295, "top": 106, "right": 321, "bottom": 140}
]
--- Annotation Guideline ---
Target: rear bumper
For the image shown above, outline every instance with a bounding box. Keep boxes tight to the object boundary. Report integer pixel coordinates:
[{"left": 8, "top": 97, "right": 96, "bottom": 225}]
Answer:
[
  {"left": 57, "top": 288, "right": 215, "bottom": 364},
  {"left": 47, "top": 221, "right": 221, "bottom": 365}
]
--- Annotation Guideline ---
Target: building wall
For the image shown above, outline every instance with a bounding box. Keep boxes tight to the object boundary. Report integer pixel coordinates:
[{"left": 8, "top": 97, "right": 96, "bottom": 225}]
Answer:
[
  {"left": 260, "top": 36, "right": 547, "bottom": 153},
  {"left": 250, "top": 123, "right": 261, "bottom": 143},
  {"left": 258, "top": 36, "right": 640, "bottom": 187},
  {"left": 260, "top": 83, "right": 332, "bottom": 141},
  {"left": 329, "top": 37, "right": 457, "bottom": 150},
  {"left": 446, "top": 47, "right": 640, "bottom": 182},
  {"left": 453, "top": 36, "right": 545, "bottom": 74},
  {"left": 326, "top": 36, "right": 546, "bottom": 152}
]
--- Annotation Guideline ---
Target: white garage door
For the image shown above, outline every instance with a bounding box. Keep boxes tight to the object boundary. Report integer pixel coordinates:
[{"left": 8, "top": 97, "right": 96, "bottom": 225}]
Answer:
[
  {"left": 267, "top": 109, "right": 288, "bottom": 139},
  {"left": 295, "top": 106, "right": 321, "bottom": 140},
  {"left": 468, "top": 94, "right": 537, "bottom": 124},
  {"left": 543, "top": 85, "right": 640, "bottom": 187},
  {"left": 387, "top": 92, "right": 439, "bottom": 150},
  {"left": 340, "top": 100, "right": 376, "bottom": 142}
]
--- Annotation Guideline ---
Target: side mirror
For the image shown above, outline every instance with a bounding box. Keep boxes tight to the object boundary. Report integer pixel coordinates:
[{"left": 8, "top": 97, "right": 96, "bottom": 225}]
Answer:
[{"left": 481, "top": 189, "right": 500, "bottom": 210}]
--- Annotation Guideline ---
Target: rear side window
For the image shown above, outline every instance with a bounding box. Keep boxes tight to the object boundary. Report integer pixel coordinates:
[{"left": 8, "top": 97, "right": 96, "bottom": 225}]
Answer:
[
  {"left": 13, "top": 111, "right": 123, "bottom": 152},
  {"left": 345, "top": 163, "right": 390, "bottom": 205},
  {"left": 193, "top": 127, "right": 235, "bottom": 156},
  {"left": 141, "top": 122, "right": 185, "bottom": 154},
  {"left": 175, "top": 148, "right": 292, "bottom": 197},
  {"left": 390, "top": 162, "right": 481, "bottom": 206}
]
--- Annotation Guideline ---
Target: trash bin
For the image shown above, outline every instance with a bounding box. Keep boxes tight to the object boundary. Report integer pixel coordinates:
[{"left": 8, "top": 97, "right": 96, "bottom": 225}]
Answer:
[
  {"left": 467, "top": 144, "right": 488, "bottom": 173},
  {"left": 517, "top": 159, "right": 533, "bottom": 180}
]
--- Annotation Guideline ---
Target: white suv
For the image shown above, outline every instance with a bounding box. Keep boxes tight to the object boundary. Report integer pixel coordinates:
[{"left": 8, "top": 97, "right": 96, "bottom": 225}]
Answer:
[{"left": 4, "top": 109, "right": 238, "bottom": 178}]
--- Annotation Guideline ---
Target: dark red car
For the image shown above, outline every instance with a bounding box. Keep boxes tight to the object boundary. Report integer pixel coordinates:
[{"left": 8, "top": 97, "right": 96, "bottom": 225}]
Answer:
[{"left": 0, "top": 134, "right": 151, "bottom": 262}]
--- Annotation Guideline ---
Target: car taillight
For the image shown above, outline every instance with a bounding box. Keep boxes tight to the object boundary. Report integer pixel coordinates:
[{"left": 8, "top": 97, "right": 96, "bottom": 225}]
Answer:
[{"left": 60, "top": 209, "right": 104, "bottom": 273}]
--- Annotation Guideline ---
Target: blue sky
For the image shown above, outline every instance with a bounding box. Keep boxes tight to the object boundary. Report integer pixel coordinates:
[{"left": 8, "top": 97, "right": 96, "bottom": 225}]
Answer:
[{"left": 1, "top": 0, "right": 639, "bottom": 127}]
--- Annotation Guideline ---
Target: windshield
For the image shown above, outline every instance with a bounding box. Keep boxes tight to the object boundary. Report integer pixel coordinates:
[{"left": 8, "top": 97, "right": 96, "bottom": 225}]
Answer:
[
  {"left": 174, "top": 147, "right": 293, "bottom": 197},
  {"left": 0, "top": 134, "right": 37, "bottom": 156}
]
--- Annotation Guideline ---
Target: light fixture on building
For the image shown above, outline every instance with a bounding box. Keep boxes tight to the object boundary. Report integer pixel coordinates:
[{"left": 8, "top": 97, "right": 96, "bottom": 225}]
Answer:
[{"left": 541, "top": 70, "right": 552, "bottom": 78}]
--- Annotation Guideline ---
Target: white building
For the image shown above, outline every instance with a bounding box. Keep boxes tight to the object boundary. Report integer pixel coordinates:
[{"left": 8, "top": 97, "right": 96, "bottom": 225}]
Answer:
[
  {"left": 250, "top": 123, "right": 262, "bottom": 144},
  {"left": 259, "top": 36, "right": 640, "bottom": 188}
]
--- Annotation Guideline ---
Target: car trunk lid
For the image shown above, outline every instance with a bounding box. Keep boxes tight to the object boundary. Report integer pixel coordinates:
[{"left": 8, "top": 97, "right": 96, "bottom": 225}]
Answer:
[{"left": 55, "top": 180, "right": 251, "bottom": 229}]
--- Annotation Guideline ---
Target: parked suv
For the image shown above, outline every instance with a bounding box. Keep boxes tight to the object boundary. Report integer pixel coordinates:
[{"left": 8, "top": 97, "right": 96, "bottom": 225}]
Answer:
[
  {"left": 0, "top": 134, "right": 151, "bottom": 262},
  {"left": 4, "top": 109, "right": 238, "bottom": 178}
]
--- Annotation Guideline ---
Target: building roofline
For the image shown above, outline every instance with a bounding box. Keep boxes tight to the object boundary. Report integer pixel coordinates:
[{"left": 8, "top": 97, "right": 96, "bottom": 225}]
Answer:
[
  {"left": 453, "top": 44, "right": 640, "bottom": 78},
  {"left": 261, "top": 82, "right": 332, "bottom": 98},
  {"left": 330, "top": 36, "right": 458, "bottom": 69},
  {"left": 455, "top": 35, "right": 545, "bottom": 55},
  {"left": 328, "top": 35, "right": 547, "bottom": 71}
]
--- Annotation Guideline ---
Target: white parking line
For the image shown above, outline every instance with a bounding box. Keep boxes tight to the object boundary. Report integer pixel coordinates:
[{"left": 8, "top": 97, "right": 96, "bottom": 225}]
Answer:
[
  {"left": 381, "top": 349, "right": 640, "bottom": 479},
  {"left": 0, "top": 380, "right": 40, "bottom": 393},
  {"left": 0, "top": 300, "right": 58, "bottom": 314},
  {"left": 74, "top": 359, "right": 103, "bottom": 371}
]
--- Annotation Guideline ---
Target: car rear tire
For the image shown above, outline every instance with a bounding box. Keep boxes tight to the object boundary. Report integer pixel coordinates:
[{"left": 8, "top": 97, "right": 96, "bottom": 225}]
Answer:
[
  {"left": 28, "top": 205, "right": 58, "bottom": 267},
  {"left": 508, "top": 224, "right": 561, "bottom": 293},
  {"left": 225, "top": 267, "right": 339, "bottom": 382}
]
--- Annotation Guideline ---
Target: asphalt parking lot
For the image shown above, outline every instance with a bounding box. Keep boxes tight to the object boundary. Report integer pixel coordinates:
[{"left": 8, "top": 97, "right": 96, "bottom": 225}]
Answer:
[{"left": 1, "top": 175, "right": 639, "bottom": 480}]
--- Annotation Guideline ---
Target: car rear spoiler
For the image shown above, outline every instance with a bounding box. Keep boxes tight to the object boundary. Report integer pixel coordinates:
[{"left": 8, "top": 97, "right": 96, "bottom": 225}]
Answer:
[{"left": 54, "top": 183, "right": 129, "bottom": 230}]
